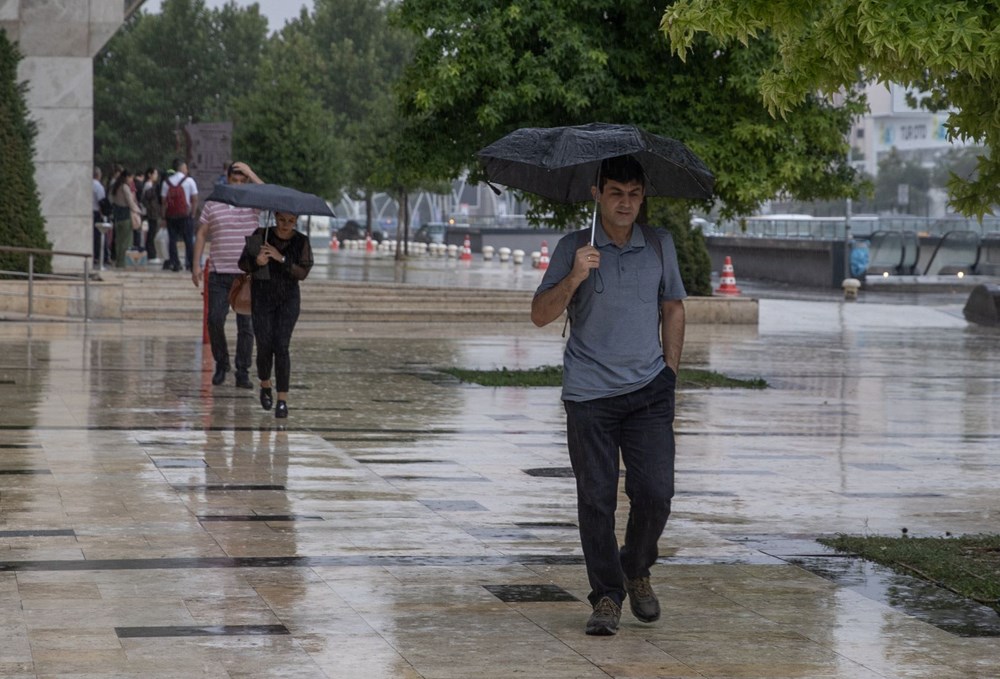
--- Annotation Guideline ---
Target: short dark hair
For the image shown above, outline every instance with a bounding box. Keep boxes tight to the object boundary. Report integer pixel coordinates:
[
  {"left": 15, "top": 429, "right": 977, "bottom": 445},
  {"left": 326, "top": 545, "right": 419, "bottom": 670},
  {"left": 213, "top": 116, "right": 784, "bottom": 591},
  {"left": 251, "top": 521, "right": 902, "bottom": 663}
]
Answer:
[
  {"left": 598, "top": 154, "right": 646, "bottom": 191},
  {"left": 227, "top": 162, "right": 245, "bottom": 178}
]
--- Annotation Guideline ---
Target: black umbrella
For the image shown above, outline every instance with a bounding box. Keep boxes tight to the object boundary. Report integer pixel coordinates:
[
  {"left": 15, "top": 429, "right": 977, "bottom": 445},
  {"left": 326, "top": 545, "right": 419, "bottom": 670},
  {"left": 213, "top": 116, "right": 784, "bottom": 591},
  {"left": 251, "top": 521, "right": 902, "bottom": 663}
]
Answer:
[
  {"left": 205, "top": 182, "right": 335, "bottom": 217},
  {"left": 476, "top": 122, "right": 715, "bottom": 203}
]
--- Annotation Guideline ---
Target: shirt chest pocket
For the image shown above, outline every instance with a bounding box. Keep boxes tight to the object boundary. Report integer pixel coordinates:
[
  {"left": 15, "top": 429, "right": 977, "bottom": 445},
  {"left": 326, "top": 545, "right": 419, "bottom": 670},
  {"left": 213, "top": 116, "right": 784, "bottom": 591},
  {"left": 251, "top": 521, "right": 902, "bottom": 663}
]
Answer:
[{"left": 635, "top": 264, "right": 663, "bottom": 303}]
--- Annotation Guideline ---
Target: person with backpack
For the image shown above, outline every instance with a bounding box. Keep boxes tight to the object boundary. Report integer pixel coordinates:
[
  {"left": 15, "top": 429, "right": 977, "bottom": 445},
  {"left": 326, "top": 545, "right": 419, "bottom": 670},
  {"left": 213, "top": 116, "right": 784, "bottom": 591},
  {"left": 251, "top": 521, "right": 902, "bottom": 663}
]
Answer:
[
  {"left": 161, "top": 159, "right": 199, "bottom": 272},
  {"left": 530, "top": 154, "right": 686, "bottom": 637}
]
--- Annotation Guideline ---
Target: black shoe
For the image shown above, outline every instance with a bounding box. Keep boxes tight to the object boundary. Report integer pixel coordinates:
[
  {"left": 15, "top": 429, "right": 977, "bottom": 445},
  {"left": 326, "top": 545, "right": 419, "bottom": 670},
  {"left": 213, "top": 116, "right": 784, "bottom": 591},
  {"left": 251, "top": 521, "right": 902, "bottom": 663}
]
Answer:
[
  {"left": 211, "top": 364, "right": 229, "bottom": 386},
  {"left": 585, "top": 597, "right": 621, "bottom": 636},
  {"left": 275, "top": 400, "right": 288, "bottom": 419},
  {"left": 624, "top": 576, "right": 660, "bottom": 623},
  {"left": 235, "top": 372, "right": 253, "bottom": 389},
  {"left": 260, "top": 387, "right": 273, "bottom": 411}
]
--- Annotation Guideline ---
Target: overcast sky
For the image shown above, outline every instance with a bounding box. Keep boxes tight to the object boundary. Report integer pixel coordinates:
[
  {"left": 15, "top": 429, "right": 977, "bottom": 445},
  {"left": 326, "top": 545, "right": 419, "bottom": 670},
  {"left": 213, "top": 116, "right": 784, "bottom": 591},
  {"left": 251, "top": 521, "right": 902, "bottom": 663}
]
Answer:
[{"left": 140, "top": 0, "right": 315, "bottom": 33}]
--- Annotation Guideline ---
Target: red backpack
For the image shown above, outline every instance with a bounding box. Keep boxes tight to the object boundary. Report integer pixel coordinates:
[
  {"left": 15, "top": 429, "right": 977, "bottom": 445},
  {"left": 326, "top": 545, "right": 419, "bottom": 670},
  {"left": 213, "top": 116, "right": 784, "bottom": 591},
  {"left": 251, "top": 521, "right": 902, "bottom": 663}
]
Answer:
[{"left": 164, "top": 174, "right": 190, "bottom": 218}]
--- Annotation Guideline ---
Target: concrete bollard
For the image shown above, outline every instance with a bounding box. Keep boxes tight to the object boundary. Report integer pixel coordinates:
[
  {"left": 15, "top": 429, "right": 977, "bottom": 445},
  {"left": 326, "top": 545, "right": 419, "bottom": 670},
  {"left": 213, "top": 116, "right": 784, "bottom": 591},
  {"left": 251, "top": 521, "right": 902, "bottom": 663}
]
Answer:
[
  {"left": 482, "top": 245, "right": 495, "bottom": 261},
  {"left": 447, "top": 244, "right": 459, "bottom": 258},
  {"left": 498, "top": 247, "right": 511, "bottom": 262},
  {"left": 842, "top": 278, "right": 861, "bottom": 301},
  {"left": 512, "top": 249, "right": 525, "bottom": 265},
  {"left": 531, "top": 251, "right": 541, "bottom": 268}
]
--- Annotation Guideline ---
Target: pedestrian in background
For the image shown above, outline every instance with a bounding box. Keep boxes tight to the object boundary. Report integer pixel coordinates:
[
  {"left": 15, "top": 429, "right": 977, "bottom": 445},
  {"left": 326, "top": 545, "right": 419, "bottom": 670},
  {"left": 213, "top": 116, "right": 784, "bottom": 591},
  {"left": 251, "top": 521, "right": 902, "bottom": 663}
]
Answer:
[
  {"left": 161, "top": 159, "right": 199, "bottom": 272},
  {"left": 238, "top": 211, "right": 314, "bottom": 419},
  {"left": 108, "top": 168, "right": 141, "bottom": 268},
  {"left": 531, "top": 154, "right": 686, "bottom": 636},
  {"left": 141, "top": 167, "right": 162, "bottom": 264},
  {"left": 192, "top": 161, "right": 263, "bottom": 388}
]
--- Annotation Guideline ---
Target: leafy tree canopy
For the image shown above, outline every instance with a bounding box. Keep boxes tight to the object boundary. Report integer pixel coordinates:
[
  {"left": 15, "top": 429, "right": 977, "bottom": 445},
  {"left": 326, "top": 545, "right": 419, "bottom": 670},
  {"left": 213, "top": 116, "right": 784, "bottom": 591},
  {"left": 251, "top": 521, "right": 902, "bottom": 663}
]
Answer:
[
  {"left": 395, "top": 0, "right": 864, "bottom": 222},
  {"left": 662, "top": 0, "right": 1000, "bottom": 216},
  {"left": 94, "top": 0, "right": 268, "bottom": 171},
  {"left": 278, "top": 0, "right": 419, "bottom": 197},
  {"left": 231, "top": 49, "right": 343, "bottom": 199}
]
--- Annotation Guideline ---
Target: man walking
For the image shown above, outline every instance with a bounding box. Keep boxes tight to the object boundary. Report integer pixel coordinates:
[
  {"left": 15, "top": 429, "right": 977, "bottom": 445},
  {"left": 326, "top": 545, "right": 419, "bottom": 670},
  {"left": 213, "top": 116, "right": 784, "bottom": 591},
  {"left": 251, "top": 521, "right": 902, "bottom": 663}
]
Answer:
[
  {"left": 192, "top": 161, "right": 263, "bottom": 388},
  {"left": 161, "top": 159, "right": 199, "bottom": 272},
  {"left": 531, "top": 154, "right": 686, "bottom": 636}
]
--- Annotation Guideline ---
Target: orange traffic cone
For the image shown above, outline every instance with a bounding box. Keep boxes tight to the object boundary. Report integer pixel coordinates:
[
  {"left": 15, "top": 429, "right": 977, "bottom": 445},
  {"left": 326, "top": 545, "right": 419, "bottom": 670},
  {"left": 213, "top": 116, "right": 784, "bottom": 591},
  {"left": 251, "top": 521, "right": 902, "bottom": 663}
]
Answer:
[
  {"left": 365, "top": 233, "right": 374, "bottom": 253},
  {"left": 715, "top": 256, "right": 741, "bottom": 295},
  {"left": 537, "top": 240, "right": 550, "bottom": 270},
  {"left": 460, "top": 235, "right": 473, "bottom": 262},
  {"left": 329, "top": 235, "right": 339, "bottom": 251}
]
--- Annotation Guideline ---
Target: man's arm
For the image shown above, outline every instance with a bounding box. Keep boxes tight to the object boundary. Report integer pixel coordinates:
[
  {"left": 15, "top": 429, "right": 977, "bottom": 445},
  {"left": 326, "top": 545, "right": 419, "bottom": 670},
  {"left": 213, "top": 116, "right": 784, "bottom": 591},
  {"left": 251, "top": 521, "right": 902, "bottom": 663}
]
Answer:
[
  {"left": 661, "top": 299, "right": 685, "bottom": 374},
  {"left": 231, "top": 161, "right": 263, "bottom": 184},
  {"left": 191, "top": 217, "right": 209, "bottom": 287},
  {"left": 530, "top": 243, "right": 599, "bottom": 327}
]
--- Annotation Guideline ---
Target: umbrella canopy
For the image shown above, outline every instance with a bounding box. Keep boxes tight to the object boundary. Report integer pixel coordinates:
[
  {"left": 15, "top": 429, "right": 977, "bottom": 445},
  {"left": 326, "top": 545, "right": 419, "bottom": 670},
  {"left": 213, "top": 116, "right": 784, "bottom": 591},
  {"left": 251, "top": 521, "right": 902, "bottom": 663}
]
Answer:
[
  {"left": 476, "top": 122, "right": 714, "bottom": 203},
  {"left": 205, "top": 182, "right": 335, "bottom": 217}
]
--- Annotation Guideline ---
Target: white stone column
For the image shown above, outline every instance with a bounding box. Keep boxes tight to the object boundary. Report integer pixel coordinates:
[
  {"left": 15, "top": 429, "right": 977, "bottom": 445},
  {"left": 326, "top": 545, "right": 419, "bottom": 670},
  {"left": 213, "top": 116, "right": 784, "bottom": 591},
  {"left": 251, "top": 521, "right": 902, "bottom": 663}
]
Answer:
[{"left": 1, "top": 0, "right": 124, "bottom": 271}]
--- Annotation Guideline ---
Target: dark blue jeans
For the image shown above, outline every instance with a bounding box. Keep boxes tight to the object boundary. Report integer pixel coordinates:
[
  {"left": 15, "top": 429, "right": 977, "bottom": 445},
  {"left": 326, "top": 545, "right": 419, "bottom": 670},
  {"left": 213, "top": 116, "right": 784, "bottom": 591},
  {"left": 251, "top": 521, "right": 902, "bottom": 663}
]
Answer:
[
  {"left": 166, "top": 216, "right": 194, "bottom": 270},
  {"left": 207, "top": 272, "right": 253, "bottom": 376},
  {"left": 564, "top": 368, "right": 676, "bottom": 607}
]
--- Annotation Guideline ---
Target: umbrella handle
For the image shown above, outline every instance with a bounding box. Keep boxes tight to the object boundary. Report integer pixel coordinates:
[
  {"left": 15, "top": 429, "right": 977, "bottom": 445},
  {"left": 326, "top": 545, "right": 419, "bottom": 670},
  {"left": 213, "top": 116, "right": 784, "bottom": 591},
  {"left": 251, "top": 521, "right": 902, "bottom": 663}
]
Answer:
[{"left": 589, "top": 201, "right": 598, "bottom": 246}]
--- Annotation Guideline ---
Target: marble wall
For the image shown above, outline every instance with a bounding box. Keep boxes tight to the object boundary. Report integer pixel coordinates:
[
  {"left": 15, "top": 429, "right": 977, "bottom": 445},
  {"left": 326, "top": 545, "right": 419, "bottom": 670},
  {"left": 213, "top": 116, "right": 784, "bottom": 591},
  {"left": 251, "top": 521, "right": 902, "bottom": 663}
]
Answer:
[{"left": 0, "top": 0, "right": 125, "bottom": 270}]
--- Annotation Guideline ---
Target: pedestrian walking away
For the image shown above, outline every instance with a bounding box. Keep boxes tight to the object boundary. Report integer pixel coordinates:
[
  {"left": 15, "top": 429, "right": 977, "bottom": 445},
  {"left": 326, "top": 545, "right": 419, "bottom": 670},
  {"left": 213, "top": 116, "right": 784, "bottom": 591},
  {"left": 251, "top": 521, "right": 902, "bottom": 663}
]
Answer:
[
  {"left": 161, "top": 159, "right": 199, "bottom": 272},
  {"left": 238, "top": 211, "right": 314, "bottom": 419},
  {"left": 531, "top": 154, "right": 686, "bottom": 636},
  {"left": 192, "top": 161, "right": 264, "bottom": 389}
]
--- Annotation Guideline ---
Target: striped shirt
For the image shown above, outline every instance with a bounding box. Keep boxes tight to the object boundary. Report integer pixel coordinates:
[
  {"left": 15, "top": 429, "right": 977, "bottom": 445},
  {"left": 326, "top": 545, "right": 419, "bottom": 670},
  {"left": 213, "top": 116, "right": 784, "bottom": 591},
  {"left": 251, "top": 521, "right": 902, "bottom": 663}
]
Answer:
[{"left": 199, "top": 202, "right": 260, "bottom": 274}]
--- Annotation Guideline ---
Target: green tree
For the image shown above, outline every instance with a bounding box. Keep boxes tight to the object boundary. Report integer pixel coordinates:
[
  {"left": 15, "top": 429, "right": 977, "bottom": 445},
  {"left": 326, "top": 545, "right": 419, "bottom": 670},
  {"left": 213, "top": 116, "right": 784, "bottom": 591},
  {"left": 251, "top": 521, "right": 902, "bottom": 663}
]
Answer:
[
  {"left": 395, "top": 0, "right": 863, "bottom": 224},
  {"left": 94, "top": 0, "right": 268, "bottom": 171},
  {"left": 662, "top": 0, "right": 1000, "bottom": 216},
  {"left": 279, "top": 0, "right": 419, "bottom": 238},
  {"left": 0, "top": 32, "right": 50, "bottom": 275},
  {"left": 231, "top": 55, "right": 342, "bottom": 199}
]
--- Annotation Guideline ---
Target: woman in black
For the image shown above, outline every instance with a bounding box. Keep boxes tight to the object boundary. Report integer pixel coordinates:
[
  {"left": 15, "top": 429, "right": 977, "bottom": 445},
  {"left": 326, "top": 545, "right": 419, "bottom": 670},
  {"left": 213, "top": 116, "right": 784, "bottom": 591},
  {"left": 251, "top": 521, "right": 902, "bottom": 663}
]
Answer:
[{"left": 238, "top": 211, "right": 314, "bottom": 418}]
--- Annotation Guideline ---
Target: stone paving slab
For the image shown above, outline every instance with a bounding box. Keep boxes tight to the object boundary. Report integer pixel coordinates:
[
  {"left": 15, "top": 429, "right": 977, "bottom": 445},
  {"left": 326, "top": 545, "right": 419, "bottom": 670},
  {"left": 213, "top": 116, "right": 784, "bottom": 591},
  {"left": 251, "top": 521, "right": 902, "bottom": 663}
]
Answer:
[{"left": 0, "top": 296, "right": 998, "bottom": 677}]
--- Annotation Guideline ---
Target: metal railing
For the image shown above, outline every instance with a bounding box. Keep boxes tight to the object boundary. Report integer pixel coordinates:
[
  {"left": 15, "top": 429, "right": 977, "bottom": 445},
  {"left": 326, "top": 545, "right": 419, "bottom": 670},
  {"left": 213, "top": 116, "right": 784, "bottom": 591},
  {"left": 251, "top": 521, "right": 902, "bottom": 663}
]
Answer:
[
  {"left": 714, "top": 216, "right": 1000, "bottom": 240},
  {"left": 0, "top": 246, "right": 92, "bottom": 320}
]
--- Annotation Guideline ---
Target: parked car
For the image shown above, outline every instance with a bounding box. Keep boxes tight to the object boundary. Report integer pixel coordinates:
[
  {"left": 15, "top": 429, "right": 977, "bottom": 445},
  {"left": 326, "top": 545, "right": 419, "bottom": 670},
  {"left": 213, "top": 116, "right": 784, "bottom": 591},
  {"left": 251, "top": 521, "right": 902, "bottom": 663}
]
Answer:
[
  {"left": 337, "top": 220, "right": 386, "bottom": 243},
  {"left": 413, "top": 222, "right": 448, "bottom": 244}
]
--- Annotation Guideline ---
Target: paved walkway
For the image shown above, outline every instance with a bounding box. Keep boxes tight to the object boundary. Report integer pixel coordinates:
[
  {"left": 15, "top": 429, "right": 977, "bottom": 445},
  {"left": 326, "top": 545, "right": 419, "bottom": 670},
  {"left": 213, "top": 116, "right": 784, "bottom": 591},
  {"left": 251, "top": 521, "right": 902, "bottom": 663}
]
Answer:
[{"left": 1, "top": 287, "right": 998, "bottom": 677}]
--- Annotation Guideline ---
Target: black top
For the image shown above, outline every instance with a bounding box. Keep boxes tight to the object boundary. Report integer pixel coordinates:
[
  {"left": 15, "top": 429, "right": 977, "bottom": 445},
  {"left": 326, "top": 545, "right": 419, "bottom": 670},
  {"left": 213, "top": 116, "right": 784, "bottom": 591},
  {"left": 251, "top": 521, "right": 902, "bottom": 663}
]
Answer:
[{"left": 238, "top": 228, "right": 314, "bottom": 298}]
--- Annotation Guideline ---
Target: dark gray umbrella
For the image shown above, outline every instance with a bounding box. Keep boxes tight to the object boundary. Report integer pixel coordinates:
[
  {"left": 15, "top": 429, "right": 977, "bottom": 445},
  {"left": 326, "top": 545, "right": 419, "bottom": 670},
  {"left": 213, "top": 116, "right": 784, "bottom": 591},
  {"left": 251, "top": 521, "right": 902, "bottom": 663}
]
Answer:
[
  {"left": 476, "top": 122, "right": 715, "bottom": 203},
  {"left": 205, "top": 182, "right": 335, "bottom": 217}
]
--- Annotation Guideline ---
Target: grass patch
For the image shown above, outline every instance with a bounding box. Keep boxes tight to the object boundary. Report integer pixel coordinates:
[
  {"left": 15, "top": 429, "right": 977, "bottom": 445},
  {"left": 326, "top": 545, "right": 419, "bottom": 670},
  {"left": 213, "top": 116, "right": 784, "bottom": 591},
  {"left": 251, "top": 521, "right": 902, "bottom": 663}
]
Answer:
[
  {"left": 818, "top": 533, "right": 1000, "bottom": 612},
  {"left": 440, "top": 365, "right": 767, "bottom": 389}
]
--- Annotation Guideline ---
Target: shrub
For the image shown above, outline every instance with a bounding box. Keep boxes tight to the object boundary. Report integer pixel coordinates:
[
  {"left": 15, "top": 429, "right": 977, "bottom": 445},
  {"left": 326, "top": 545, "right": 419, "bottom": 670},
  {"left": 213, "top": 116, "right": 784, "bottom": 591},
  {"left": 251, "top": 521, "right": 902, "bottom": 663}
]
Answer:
[
  {"left": 646, "top": 199, "right": 712, "bottom": 296},
  {"left": 0, "top": 31, "right": 50, "bottom": 276}
]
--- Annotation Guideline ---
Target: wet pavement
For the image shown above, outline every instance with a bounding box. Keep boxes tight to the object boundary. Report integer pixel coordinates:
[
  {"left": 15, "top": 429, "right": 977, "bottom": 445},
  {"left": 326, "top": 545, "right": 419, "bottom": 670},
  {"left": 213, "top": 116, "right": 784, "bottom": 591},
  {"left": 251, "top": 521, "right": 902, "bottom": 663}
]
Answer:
[{"left": 2, "top": 273, "right": 1000, "bottom": 677}]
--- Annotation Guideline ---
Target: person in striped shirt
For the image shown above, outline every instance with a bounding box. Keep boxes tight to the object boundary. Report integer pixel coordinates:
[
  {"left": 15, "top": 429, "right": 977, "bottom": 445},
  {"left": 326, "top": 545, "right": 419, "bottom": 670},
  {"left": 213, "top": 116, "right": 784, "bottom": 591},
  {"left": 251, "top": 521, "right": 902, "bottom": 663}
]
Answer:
[{"left": 192, "top": 161, "right": 263, "bottom": 388}]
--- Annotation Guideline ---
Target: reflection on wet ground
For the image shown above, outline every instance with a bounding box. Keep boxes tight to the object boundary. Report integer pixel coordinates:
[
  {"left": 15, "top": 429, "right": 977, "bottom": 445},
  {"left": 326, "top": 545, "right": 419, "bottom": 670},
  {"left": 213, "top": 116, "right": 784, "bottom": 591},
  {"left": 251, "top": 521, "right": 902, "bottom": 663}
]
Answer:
[{"left": 1, "top": 291, "right": 999, "bottom": 678}]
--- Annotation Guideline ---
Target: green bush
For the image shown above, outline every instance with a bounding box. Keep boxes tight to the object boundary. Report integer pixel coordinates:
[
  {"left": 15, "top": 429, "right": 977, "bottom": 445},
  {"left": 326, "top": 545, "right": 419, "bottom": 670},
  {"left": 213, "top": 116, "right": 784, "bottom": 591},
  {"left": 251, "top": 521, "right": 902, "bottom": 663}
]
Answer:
[
  {"left": 0, "top": 31, "right": 50, "bottom": 276},
  {"left": 646, "top": 199, "right": 712, "bottom": 297}
]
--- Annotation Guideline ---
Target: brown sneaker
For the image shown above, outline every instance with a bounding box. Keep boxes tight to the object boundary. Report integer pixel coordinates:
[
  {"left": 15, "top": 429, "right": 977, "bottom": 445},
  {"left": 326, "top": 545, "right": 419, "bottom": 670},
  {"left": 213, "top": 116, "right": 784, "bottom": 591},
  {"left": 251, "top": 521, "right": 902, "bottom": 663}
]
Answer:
[
  {"left": 585, "top": 596, "right": 621, "bottom": 636},
  {"left": 624, "top": 575, "right": 660, "bottom": 622}
]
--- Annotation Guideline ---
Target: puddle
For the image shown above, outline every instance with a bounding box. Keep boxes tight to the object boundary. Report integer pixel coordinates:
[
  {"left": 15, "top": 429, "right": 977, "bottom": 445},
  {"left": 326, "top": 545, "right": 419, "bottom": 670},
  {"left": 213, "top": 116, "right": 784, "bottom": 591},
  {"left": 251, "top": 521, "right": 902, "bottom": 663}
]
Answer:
[{"left": 732, "top": 535, "right": 1000, "bottom": 637}]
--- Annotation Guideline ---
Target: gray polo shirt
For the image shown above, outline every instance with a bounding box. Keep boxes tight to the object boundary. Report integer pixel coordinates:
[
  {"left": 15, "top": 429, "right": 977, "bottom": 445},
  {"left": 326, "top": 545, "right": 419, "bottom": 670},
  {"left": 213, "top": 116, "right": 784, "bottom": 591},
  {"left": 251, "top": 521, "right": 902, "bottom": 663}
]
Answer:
[{"left": 535, "top": 223, "right": 686, "bottom": 402}]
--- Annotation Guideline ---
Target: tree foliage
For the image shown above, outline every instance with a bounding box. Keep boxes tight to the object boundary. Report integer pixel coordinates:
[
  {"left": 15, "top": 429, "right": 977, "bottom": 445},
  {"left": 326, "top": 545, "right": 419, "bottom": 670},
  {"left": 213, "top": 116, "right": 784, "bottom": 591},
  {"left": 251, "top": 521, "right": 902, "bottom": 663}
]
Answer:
[
  {"left": 277, "top": 0, "right": 420, "bottom": 215},
  {"left": 231, "top": 54, "right": 342, "bottom": 199},
  {"left": 395, "top": 0, "right": 863, "bottom": 222},
  {"left": 0, "top": 32, "right": 50, "bottom": 275},
  {"left": 94, "top": 0, "right": 268, "bottom": 171},
  {"left": 662, "top": 0, "right": 1000, "bottom": 216}
]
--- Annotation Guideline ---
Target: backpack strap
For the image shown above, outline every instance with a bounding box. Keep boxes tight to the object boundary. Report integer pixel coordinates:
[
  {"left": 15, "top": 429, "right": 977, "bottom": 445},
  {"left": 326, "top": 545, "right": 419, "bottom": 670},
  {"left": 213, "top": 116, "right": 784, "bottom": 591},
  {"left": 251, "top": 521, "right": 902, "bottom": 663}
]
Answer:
[{"left": 561, "top": 225, "right": 667, "bottom": 339}]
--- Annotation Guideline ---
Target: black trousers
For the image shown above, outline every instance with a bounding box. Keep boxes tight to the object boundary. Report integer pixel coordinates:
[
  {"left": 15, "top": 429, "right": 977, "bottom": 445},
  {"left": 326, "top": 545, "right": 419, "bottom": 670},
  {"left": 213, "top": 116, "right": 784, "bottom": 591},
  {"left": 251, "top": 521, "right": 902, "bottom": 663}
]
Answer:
[{"left": 252, "top": 285, "right": 300, "bottom": 393}]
